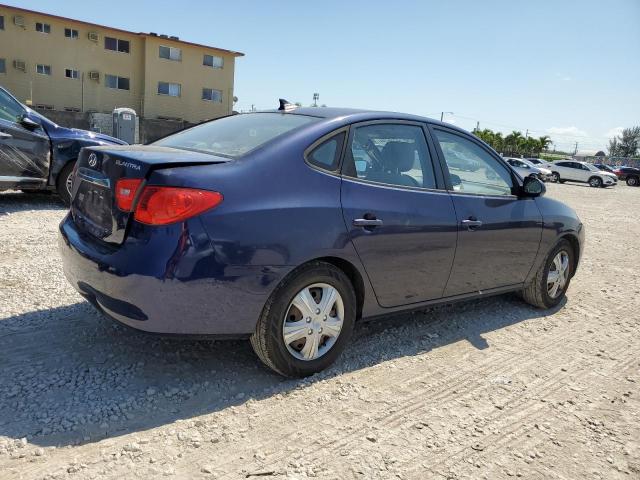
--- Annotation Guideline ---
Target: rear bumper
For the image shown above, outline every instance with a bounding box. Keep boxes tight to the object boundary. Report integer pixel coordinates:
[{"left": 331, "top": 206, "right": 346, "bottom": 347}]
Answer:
[{"left": 58, "top": 213, "right": 290, "bottom": 335}]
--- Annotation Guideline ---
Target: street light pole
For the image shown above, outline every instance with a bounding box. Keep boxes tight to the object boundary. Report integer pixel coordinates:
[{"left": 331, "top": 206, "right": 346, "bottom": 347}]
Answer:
[
  {"left": 440, "top": 111, "right": 453, "bottom": 122},
  {"left": 313, "top": 93, "right": 319, "bottom": 107}
]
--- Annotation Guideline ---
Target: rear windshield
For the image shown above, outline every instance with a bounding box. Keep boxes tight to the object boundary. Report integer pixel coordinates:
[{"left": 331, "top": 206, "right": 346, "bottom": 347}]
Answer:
[{"left": 153, "top": 113, "right": 318, "bottom": 158}]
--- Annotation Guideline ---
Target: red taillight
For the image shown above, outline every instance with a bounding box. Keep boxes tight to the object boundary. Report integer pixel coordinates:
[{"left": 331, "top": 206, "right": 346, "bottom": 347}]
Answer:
[
  {"left": 134, "top": 186, "right": 223, "bottom": 225},
  {"left": 116, "top": 178, "right": 143, "bottom": 212}
]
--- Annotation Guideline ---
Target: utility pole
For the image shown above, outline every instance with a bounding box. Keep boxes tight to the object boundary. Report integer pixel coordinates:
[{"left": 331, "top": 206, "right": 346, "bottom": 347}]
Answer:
[
  {"left": 475, "top": 121, "right": 480, "bottom": 131},
  {"left": 313, "top": 93, "right": 319, "bottom": 107},
  {"left": 525, "top": 129, "right": 529, "bottom": 139},
  {"left": 573, "top": 142, "right": 578, "bottom": 155}
]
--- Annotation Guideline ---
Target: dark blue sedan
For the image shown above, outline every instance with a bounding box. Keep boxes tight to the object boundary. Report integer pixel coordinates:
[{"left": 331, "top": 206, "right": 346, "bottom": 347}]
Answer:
[{"left": 59, "top": 102, "right": 584, "bottom": 377}]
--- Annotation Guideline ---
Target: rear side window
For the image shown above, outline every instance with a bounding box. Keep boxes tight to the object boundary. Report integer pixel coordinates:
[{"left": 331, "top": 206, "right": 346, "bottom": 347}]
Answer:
[
  {"left": 307, "top": 133, "right": 345, "bottom": 171},
  {"left": 344, "top": 123, "right": 436, "bottom": 189},
  {"left": 154, "top": 113, "right": 318, "bottom": 158},
  {"left": 434, "top": 129, "right": 513, "bottom": 196}
]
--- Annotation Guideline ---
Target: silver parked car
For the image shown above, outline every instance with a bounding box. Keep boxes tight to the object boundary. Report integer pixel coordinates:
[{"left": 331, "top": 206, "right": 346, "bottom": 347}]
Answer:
[{"left": 504, "top": 157, "right": 551, "bottom": 181}]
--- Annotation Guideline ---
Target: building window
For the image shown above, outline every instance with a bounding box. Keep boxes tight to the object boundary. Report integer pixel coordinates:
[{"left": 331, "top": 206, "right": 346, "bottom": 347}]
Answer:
[
  {"left": 0, "top": 16, "right": 4, "bottom": 30},
  {"left": 203, "top": 54, "right": 223, "bottom": 69},
  {"left": 105, "top": 74, "right": 130, "bottom": 90},
  {"left": 104, "top": 36, "right": 130, "bottom": 53},
  {"left": 159, "top": 46, "right": 181, "bottom": 61},
  {"left": 202, "top": 88, "right": 222, "bottom": 103},
  {"left": 64, "top": 28, "right": 79, "bottom": 39},
  {"left": 35, "top": 22, "right": 51, "bottom": 34},
  {"left": 158, "top": 82, "right": 181, "bottom": 97},
  {"left": 0, "top": 59, "right": 5, "bottom": 74},
  {"left": 36, "top": 64, "right": 52, "bottom": 75},
  {"left": 35, "top": 104, "right": 54, "bottom": 111},
  {"left": 65, "top": 68, "right": 79, "bottom": 79},
  {"left": 64, "top": 107, "right": 81, "bottom": 112}
]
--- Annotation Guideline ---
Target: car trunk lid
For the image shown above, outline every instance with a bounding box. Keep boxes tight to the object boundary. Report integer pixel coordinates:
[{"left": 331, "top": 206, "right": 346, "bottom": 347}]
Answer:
[{"left": 70, "top": 145, "right": 228, "bottom": 244}]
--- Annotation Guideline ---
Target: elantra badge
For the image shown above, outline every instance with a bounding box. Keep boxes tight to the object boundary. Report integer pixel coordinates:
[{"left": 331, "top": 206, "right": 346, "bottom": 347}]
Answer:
[{"left": 88, "top": 153, "right": 98, "bottom": 167}]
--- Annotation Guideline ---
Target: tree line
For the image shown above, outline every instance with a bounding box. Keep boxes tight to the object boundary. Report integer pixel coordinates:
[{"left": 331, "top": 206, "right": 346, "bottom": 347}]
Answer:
[
  {"left": 608, "top": 127, "right": 640, "bottom": 157},
  {"left": 472, "top": 128, "right": 551, "bottom": 156}
]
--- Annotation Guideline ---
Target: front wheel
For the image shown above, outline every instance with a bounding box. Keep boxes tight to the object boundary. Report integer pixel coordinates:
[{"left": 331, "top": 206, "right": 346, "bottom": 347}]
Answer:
[
  {"left": 588, "top": 176, "right": 603, "bottom": 188},
  {"left": 627, "top": 176, "right": 639, "bottom": 187},
  {"left": 56, "top": 162, "right": 76, "bottom": 206},
  {"left": 520, "top": 239, "right": 574, "bottom": 309},
  {"left": 250, "top": 262, "right": 356, "bottom": 377},
  {"left": 551, "top": 172, "right": 560, "bottom": 183}
]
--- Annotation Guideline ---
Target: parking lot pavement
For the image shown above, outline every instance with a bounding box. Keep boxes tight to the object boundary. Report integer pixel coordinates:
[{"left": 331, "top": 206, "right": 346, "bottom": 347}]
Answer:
[{"left": 1, "top": 184, "right": 639, "bottom": 479}]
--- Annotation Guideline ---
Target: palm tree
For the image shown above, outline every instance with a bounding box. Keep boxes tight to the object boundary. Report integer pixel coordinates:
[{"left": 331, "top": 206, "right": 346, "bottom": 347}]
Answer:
[{"left": 537, "top": 136, "right": 551, "bottom": 152}]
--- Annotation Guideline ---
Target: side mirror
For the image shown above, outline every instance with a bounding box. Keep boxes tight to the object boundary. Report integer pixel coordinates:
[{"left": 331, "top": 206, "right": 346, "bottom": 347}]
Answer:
[
  {"left": 20, "top": 115, "right": 40, "bottom": 131},
  {"left": 522, "top": 176, "right": 545, "bottom": 197},
  {"left": 450, "top": 173, "right": 462, "bottom": 187}
]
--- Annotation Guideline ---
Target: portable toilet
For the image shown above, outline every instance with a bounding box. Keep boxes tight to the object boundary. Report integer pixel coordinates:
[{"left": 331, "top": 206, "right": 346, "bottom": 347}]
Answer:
[{"left": 112, "top": 108, "right": 137, "bottom": 144}]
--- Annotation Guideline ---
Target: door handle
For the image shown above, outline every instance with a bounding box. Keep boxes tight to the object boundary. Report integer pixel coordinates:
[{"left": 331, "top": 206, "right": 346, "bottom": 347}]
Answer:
[
  {"left": 0, "top": 132, "right": 12, "bottom": 139},
  {"left": 353, "top": 218, "right": 383, "bottom": 228},
  {"left": 461, "top": 218, "right": 483, "bottom": 230}
]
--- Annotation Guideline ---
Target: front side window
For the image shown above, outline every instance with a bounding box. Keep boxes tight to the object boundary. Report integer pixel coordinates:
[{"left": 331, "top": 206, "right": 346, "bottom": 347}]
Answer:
[
  {"left": 65, "top": 28, "right": 79, "bottom": 39},
  {"left": 35, "top": 22, "right": 51, "bottom": 33},
  {"left": 158, "top": 82, "right": 181, "bottom": 97},
  {"left": 154, "top": 113, "right": 318, "bottom": 158},
  {"left": 0, "top": 87, "right": 25, "bottom": 123},
  {"left": 105, "top": 74, "right": 130, "bottom": 90},
  {"left": 36, "top": 64, "right": 51, "bottom": 75},
  {"left": 434, "top": 129, "right": 513, "bottom": 196},
  {"left": 65, "top": 68, "right": 79, "bottom": 79},
  {"left": 307, "top": 133, "right": 345, "bottom": 171},
  {"left": 344, "top": 123, "right": 436, "bottom": 189},
  {"left": 105, "top": 36, "right": 130, "bottom": 53},
  {"left": 203, "top": 54, "right": 223, "bottom": 68},
  {"left": 159, "top": 46, "right": 181, "bottom": 61},
  {"left": 202, "top": 88, "right": 222, "bottom": 103}
]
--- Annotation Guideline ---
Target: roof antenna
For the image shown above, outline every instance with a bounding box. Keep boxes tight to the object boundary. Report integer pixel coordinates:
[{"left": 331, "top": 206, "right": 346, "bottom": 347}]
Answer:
[{"left": 278, "top": 99, "right": 295, "bottom": 111}]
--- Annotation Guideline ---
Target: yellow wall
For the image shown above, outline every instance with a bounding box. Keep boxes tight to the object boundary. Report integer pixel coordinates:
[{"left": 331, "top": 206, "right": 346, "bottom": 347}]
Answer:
[{"left": 0, "top": 5, "right": 239, "bottom": 122}]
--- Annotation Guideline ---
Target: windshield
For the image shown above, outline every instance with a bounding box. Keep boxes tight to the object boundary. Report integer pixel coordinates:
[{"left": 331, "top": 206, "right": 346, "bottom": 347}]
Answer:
[
  {"left": 585, "top": 163, "right": 600, "bottom": 172},
  {"left": 153, "top": 113, "right": 318, "bottom": 158}
]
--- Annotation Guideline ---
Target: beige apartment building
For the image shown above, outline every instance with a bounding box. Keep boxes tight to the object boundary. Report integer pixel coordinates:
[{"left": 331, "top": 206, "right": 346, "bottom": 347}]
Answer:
[{"left": 0, "top": 4, "right": 243, "bottom": 123}]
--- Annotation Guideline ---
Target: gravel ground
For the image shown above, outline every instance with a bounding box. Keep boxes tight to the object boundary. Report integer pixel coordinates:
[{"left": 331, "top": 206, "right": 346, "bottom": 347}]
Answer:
[{"left": 0, "top": 184, "right": 638, "bottom": 480}]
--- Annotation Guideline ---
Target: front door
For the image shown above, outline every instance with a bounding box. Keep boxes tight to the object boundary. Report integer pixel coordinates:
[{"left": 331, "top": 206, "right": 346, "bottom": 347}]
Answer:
[
  {"left": 340, "top": 122, "right": 458, "bottom": 307},
  {"left": 0, "top": 89, "right": 50, "bottom": 185},
  {"left": 430, "top": 127, "right": 543, "bottom": 296}
]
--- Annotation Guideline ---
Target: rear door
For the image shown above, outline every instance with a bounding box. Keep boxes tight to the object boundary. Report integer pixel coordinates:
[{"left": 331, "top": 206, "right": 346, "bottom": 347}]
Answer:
[
  {"left": 429, "top": 126, "right": 542, "bottom": 296},
  {"left": 0, "top": 89, "right": 50, "bottom": 185},
  {"left": 340, "top": 121, "right": 458, "bottom": 307}
]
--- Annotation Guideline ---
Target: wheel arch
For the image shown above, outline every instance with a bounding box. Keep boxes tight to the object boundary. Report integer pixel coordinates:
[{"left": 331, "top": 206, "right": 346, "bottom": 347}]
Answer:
[{"left": 559, "top": 233, "right": 580, "bottom": 276}]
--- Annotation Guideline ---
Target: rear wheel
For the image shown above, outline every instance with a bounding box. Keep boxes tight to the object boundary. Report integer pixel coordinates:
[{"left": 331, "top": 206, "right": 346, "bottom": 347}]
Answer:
[
  {"left": 521, "top": 239, "right": 574, "bottom": 309},
  {"left": 250, "top": 262, "right": 356, "bottom": 377},
  {"left": 588, "top": 176, "right": 602, "bottom": 188},
  {"left": 56, "top": 162, "right": 76, "bottom": 206},
  {"left": 627, "top": 176, "right": 639, "bottom": 187}
]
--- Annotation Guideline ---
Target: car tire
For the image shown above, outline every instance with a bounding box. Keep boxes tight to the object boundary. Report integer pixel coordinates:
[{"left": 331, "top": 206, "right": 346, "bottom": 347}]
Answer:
[
  {"left": 551, "top": 172, "right": 560, "bottom": 183},
  {"left": 56, "top": 161, "right": 76, "bottom": 207},
  {"left": 627, "top": 176, "right": 639, "bottom": 187},
  {"left": 250, "top": 261, "right": 356, "bottom": 378},
  {"left": 520, "top": 239, "right": 574, "bottom": 309},
  {"left": 588, "top": 176, "right": 603, "bottom": 188}
]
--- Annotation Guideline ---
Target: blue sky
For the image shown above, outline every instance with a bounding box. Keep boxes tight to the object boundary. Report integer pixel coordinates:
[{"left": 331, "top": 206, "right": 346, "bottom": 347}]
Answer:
[{"left": 14, "top": 0, "right": 640, "bottom": 152}]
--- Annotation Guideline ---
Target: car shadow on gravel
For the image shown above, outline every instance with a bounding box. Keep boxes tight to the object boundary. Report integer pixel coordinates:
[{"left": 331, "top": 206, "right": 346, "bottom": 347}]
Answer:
[
  {"left": 0, "top": 191, "right": 65, "bottom": 215},
  {"left": 0, "top": 294, "right": 565, "bottom": 448}
]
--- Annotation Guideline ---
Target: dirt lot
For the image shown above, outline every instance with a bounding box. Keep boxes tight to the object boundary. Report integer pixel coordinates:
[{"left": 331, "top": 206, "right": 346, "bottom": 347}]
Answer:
[{"left": 0, "top": 183, "right": 638, "bottom": 480}]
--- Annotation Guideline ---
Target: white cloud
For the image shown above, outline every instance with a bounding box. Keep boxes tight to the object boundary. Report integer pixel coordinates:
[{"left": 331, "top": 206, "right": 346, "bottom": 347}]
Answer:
[
  {"left": 547, "top": 126, "right": 588, "bottom": 137},
  {"left": 555, "top": 73, "right": 572, "bottom": 81},
  {"left": 604, "top": 126, "right": 624, "bottom": 139}
]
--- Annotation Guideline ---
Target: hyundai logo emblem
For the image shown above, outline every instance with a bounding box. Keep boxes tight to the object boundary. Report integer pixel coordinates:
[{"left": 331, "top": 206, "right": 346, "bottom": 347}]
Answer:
[{"left": 88, "top": 153, "right": 98, "bottom": 167}]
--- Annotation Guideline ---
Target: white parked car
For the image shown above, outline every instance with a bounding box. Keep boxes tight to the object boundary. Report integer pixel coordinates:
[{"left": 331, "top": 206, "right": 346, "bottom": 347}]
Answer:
[
  {"left": 526, "top": 157, "right": 555, "bottom": 170},
  {"left": 550, "top": 160, "right": 618, "bottom": 187},
  {"left": 504, "top": 157, "right": 552, "bottom": 181}
]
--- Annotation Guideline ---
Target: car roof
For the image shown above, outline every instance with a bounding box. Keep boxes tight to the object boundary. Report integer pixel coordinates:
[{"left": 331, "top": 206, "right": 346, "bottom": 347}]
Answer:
[{"left": 252, "top": 106, "right": 469, "bottom": 133}]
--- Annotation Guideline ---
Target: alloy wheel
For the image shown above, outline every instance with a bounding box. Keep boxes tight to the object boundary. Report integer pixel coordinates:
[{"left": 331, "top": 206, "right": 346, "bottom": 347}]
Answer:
[
  {"left": 547, "top": 251, "right": 569, "bottom": 298},
  {"left": 66, "top": 173, "right": 73, "bottom": 195},
  {"left": 282, "top": 283, "right": 344, "bottom": 361}
]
